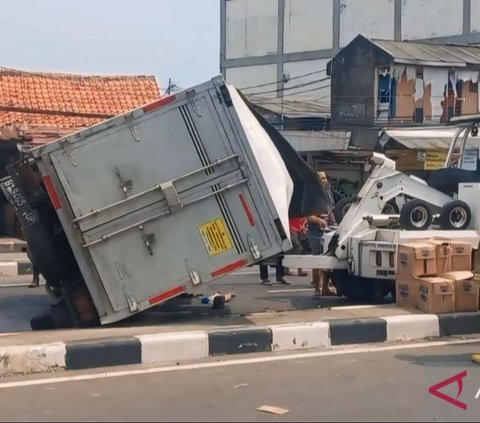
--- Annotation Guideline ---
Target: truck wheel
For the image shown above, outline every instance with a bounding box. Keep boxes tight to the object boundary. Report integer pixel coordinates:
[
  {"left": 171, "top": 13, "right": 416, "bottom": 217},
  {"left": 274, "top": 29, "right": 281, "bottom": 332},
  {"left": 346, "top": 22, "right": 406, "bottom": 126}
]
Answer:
[
  {"left": 438, "top": 200, "right": 471, "bottom": 230},
  {"left": 333, "top": 198, "right": 354, "bottom": 224},
  {"left": 399, "top": 200, "right": 432, "bottom": 230}
]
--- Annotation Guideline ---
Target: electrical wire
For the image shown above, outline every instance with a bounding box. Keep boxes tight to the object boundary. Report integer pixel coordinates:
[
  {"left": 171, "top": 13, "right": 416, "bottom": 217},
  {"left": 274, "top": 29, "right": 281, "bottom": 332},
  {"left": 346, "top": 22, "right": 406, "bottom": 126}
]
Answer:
[
  {"left": 238, "top": 67, "right": 327, "bottom": 91},
  {"left": 247, "top": 76, "right": 330, "bottom": 96}
]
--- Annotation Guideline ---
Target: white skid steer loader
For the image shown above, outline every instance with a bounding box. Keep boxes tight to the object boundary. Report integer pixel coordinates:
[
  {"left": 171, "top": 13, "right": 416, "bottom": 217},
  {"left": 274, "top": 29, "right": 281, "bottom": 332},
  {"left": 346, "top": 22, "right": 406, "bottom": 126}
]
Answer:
[{"left": 284, "top": 115, "right": 480, "bottom": 302}]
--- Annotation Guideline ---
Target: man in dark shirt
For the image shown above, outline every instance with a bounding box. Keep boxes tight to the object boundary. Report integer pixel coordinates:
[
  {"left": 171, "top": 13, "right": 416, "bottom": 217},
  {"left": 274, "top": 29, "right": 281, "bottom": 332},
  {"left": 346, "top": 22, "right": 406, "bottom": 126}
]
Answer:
[{"left": 307, "top": 171, "right": 336, "bottom": 298}]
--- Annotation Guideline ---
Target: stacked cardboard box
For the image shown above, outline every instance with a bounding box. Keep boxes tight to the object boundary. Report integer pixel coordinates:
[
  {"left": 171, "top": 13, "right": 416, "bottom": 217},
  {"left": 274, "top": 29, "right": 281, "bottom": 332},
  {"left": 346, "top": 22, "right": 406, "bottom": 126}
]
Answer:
[{"left": 395, "top": 240, "right": 479, "bottom": 314}]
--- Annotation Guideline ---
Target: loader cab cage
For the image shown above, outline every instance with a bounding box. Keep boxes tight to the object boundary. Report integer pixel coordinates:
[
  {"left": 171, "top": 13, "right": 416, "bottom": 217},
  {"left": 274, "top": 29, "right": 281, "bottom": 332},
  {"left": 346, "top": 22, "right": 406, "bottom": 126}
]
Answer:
[{"left": 445, "top": 115, "right": 480, "bottom": 169}]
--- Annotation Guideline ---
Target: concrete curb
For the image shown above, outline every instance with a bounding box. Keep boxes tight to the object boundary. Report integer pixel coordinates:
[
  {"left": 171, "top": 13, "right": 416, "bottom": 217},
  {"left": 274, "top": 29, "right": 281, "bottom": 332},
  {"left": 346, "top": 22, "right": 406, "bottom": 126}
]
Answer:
[{"left": 1, "top": 312, "right": 479, "bottom": 376}]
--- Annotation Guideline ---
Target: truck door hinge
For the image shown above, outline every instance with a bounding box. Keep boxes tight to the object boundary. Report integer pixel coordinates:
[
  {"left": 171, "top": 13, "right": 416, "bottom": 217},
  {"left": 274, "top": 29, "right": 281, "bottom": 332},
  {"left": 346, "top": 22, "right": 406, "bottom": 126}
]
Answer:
[
  {"left": 123, "top": 287, "right": 139, "bottom": 312},
  {"left": 127, "top": 295, "right": 139, "bottom": 312},
  {"left": 185, "top": 258, "right": 201, "bottom": 286},
  {"left": 247, "top": 235, "right": 261, "bottom": 260},
  {"left": 138, "top": 224, "right": 156, "bottom": 256},
  {"left": 114, "top": 167, "right": 133, "bottom": 197},
  {"left": 126, "top": 115, "right": 141, "bottom": 142},
  {"left": 187, "top": 89, "right": 202, "bottom": 117}
]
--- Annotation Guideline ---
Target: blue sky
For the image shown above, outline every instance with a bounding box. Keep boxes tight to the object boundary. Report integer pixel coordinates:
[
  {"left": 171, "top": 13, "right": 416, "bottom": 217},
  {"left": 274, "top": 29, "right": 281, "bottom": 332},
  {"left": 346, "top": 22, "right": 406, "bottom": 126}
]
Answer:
[{"left": 0, "top": 0, "right": 220, "bottom": 91}]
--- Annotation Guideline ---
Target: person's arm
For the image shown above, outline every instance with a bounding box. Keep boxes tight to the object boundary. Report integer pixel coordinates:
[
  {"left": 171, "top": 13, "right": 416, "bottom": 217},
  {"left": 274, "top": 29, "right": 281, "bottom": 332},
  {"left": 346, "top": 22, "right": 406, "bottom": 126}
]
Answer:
[{"left": 307, "top": 215, "right": 327, "bottom": 229}]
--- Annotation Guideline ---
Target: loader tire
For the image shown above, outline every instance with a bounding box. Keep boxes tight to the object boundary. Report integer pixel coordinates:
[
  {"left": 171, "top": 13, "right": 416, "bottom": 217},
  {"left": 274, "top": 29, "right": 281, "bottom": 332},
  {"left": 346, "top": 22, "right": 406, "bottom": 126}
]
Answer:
[
  {"left": 330, "top": 271, "right": 391, "bottom": 303},
  {"left": 438, "top": 200, "right": 471, "bottom": 230},
  {"left": 399, "top": 200, "right": 432, "bottom": 231},
  {"left": 333, "top": 198, "right": 354, "bottom": 224}
]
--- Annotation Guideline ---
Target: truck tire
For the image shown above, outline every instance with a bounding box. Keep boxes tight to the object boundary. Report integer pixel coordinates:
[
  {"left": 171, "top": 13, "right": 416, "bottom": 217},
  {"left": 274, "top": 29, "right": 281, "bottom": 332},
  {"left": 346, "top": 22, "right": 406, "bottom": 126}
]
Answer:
[
  {"left": 438, "top": 200, "right": 471, "bottom": 230},
  {"left": 399, "top": 199, "right": 432, "bottom": 230}
]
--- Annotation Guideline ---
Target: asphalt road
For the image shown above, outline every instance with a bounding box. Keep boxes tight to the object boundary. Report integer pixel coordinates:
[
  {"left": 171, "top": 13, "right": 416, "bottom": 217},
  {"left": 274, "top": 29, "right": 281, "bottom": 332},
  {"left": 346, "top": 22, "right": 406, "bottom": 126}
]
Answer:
[
  {"left": 0, "top": 269, "right": 364, "bottom": 333},
  {"left": 1, "top": 341, "right": 479, "bottom": 421}
]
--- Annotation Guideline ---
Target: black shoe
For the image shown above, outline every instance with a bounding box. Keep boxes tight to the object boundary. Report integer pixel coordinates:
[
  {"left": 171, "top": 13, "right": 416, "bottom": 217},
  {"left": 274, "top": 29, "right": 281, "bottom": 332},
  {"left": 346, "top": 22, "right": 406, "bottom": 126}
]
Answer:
[
  {"left": 261, "top": 279, "right": 272, "bottom": 286},
  {"left": 277, "top": 278, "right": 291, "bottom": 285}
]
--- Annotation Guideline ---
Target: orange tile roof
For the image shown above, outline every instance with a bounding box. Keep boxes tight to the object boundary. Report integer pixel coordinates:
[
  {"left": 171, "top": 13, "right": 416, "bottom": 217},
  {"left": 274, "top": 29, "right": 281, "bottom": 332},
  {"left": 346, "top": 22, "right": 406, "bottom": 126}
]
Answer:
[{"left": 0, "top": 67, "right": 161, "bottom": 129}]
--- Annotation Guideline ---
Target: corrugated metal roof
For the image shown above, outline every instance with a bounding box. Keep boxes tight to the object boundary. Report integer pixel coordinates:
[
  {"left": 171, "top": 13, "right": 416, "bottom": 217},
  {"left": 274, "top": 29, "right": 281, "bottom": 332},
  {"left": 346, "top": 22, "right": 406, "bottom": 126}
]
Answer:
[
  {"left": 371, "top": 39, "right": 480, "bottom": 67},
  {"left": 381, "top": 127, "right": 480, "bottom": 150}
]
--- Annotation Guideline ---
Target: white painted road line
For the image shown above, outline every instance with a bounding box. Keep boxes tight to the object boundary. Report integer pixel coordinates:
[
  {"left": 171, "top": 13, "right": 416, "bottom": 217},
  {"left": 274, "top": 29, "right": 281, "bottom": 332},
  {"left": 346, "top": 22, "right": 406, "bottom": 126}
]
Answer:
[
  {"left": 0, "top": 338, "right": 478, "bottom": 390},
  {"left": 267, "top": 288, "right": 313, "bottom": 294}
]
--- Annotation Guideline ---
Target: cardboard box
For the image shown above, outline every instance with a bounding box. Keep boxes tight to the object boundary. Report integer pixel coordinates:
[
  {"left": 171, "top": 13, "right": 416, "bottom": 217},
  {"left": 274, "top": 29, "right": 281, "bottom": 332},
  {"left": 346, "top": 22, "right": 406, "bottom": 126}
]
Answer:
[
  {"left": 450, "top": 242, "right": 473, "bottom": 272},
  {"left": 427, "top": 240, "right": 452, "bottom": 274},
  {"left": 395, "top": 275, "right": 419, "bottom": 308},
  {"left": 416, "top": 277, "right": 455, "bottom": 314},
  {"left": 397, "top": 243, "right": 437, "bottom": 277},
  {"left": 441, "top": 271, "right": 479, "bottom": 312}
]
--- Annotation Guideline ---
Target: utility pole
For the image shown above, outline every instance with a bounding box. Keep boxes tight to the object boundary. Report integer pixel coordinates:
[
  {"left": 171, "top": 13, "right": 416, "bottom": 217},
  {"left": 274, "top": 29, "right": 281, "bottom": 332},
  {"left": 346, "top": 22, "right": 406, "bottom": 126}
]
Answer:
[{"left": 281, "top": 71, "right": 290, "bottom": 131}]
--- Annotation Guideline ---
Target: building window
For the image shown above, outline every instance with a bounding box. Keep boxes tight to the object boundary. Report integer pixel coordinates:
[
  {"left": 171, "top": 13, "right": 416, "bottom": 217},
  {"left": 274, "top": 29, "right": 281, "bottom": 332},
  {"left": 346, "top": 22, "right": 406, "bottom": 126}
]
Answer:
[{"left": 377, "top": 67, "right": 396, "bottom": 121}]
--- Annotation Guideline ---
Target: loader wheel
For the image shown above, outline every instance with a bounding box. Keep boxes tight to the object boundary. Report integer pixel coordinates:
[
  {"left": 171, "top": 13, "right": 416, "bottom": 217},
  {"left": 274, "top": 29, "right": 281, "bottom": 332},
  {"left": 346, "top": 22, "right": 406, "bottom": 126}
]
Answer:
[
  {"left": 399, "top": 200, "right": 432, "bottom": 230},
  {"left": 438, "top": 200, "right": 471, "bottom": 230},
  {"left": 382, "top": 200, "right": 399, "bottom": 215},
  {"left": 333, "top": 198, "right": 354, "bottom": 224},
  {"left": 330, "top": 271, "right": 391, "bottom": 303}
]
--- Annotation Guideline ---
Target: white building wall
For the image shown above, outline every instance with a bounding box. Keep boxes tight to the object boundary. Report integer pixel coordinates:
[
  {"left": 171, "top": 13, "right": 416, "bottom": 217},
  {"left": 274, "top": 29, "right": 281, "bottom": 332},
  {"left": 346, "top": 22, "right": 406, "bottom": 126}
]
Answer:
[
  {"left": 225, "top": 0, "right": 278, "bottom": 59},
  {"left": 339, "top": 0, "right": 395, "bottom": 47},
  {"left": 471, "top": 0, "right": 480, "bottom": 33},
  {"left": 222, "top": 0, "right": 476, "bottom": 118},
  {"left": 401, "top": 0, "right": 463, "bottom": 40},
  {"left": 284, "top": 0, "right": 333, "bottom": 53},
  {"left": 225, "top": 64, "right": 278, "bottom": 98},
  {"left": 282, "top": 60, "right": 331, "bottom": 114}
]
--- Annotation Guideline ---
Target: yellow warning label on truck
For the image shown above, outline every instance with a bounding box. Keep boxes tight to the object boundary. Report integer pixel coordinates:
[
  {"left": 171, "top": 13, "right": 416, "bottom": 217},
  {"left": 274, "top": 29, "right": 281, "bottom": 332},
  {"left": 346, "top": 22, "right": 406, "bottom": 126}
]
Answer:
[{"left": 198, "top": 217, "right": 234, "bottom": 256}]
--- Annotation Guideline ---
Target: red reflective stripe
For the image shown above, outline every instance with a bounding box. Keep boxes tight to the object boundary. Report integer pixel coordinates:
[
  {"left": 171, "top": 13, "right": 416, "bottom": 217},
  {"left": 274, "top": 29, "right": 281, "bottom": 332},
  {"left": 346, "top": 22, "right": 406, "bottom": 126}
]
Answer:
[
  {"left": 42, "top": 175, "right": 62, "bottom": 210},
  {"left": 143, "top": 95, "right": 176, "bottom": 113},
  {"left": 211, "top": 259, "right": 247, "bottom": 278},
  {"left": 239, "top": 194, "right": 255, "bottom": 227},
  {"left": 148, "top": 285, "right": 186, "bottom": 306}
]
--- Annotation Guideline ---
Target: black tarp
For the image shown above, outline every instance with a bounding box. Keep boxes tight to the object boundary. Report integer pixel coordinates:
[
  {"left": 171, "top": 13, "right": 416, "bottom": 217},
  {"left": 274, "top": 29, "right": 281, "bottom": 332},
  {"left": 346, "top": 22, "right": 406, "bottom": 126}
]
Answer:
[{"left": 239, "top": 91, "right": 332, "bottom": 218}]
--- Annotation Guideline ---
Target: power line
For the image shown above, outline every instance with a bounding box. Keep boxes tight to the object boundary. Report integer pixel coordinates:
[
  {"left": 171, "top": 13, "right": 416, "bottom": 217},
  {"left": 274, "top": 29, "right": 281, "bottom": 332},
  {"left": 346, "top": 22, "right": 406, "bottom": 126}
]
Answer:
[
  {"left": 238, "top": 68, "right": 327, "bottom": 91},
  {"left": 247, "top": 76, "right": 330, "bottom": 96},
  {"left": 250, "top": 82, "right": 331, "bottom": 100}
]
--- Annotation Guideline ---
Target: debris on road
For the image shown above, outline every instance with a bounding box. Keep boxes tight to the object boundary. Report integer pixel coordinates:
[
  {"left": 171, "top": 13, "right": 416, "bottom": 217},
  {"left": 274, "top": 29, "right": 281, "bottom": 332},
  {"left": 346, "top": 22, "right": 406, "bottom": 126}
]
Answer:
[
  {"left": 257, "top": 405, "right": 290, "bottom": 415},
  {"left": 201, "top": 289, "right": 236, "bottom": 309}
]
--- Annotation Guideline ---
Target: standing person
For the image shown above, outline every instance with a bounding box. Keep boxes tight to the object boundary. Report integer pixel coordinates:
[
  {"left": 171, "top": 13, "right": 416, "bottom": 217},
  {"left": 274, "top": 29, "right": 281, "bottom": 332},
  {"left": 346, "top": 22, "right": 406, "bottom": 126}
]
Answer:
[
  {"left": 27, "top": 243, "right": 40, "bottom": 288},
  {"left": 285, "top": 217, "right": 309, "bottom": 276},
  {"left": 307, "top": 171, "right": 336, "bottom": 298},
  {"left": 259, "top": 256, "right": 291, "bottom": 286}
]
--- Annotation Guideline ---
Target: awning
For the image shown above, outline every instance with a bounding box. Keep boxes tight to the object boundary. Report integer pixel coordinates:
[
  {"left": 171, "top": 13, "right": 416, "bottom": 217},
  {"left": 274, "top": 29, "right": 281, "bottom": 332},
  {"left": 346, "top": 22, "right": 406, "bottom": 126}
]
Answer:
[{"left": 380, "top": 126, "right": 480, "bottom": 150}]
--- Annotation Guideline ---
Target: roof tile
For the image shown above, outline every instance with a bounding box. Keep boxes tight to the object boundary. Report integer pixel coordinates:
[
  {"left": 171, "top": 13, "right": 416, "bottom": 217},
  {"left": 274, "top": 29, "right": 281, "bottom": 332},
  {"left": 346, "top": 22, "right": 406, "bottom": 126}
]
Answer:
[{"left": 0, "top": 68, "right": 161, "bottom": 129}]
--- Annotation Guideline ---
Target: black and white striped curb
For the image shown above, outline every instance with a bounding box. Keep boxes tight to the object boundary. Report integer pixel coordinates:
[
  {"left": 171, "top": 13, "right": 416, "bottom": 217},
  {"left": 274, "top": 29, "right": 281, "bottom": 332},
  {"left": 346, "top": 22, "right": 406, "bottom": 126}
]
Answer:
[
  {"left": 0, "top": 260, "right": 33, "bottom": 276},
  {"left": 1, "top": 312, "right": 479, "bottom": 376}
]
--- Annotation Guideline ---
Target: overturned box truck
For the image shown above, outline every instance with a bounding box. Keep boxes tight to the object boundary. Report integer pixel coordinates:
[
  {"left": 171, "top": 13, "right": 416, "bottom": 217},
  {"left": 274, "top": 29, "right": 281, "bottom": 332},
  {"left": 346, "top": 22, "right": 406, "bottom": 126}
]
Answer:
[{"left": 1, "top": 76, "right": 331, "bottom": 329}]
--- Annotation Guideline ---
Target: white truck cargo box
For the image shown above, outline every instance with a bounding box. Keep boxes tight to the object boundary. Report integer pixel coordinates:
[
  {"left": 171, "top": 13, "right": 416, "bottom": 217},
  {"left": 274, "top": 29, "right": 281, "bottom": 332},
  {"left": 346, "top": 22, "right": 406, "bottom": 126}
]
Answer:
[{"left": 12, "top": 77, "right": 299, "bottom": 326}]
